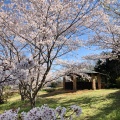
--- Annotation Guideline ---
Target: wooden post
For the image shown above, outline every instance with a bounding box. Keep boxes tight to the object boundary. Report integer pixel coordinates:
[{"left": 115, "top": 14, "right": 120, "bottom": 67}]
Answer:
[
  {"left": 63, "top": 76, "right": 66, "bottom": 89},
  {"left": 91, "top": 74, "right": 96, "bottom": 90},
  {"left": 97, "top": 74, "right": 101, "bottom": 89},
  {"left": 72, "top": 75, "right": 77, "bottom": 91}
]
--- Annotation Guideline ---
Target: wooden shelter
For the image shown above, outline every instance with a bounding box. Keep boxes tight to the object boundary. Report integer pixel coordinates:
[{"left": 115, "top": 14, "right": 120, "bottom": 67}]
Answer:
[{"left": 63, "top": 70, "right": 104, "bottom": 91}]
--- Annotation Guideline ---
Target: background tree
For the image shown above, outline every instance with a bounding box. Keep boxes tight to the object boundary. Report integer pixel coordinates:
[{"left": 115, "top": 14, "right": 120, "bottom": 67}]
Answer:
[
  {"left": 95, "top": 58, "right": 120, "bottom": 88},
  {"left": 84, "top": 0, "right": 120, "bottom": 60}
]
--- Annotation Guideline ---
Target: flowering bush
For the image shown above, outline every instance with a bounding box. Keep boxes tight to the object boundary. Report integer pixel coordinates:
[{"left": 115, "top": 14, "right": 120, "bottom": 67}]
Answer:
[
  {"left": 0, "top": 105, "right": 82, "bottom": 120},
  {"left": 0, "top": 108, "right": 20, "bottom": 120}
]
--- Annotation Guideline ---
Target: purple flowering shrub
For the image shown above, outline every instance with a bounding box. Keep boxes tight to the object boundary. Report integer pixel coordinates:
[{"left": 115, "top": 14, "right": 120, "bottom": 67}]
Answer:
[{"left": 0, "top": 104, "right": 82, "bottom": 120}]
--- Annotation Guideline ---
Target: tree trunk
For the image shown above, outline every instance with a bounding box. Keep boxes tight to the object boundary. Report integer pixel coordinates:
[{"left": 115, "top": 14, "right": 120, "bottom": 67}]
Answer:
[
  {"left": 0, "top": 87, "right": 4, "bottom": 104},
  {"left": 20, "top": 94, "right": 25, "bottom": 101},
  {"left": 0, "top": 97, "right": 4, "bottom": 104},
  {"left": 30, "top": 97, "right": 36, "bottom": 108},
  {"left": 19, "top": 84, "right": 26, "bottom": 101}
]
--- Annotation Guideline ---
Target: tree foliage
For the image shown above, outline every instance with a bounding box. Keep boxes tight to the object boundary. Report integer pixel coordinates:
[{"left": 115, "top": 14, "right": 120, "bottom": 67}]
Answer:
[
  {"left": 84, "top": 0, "right": 120, "bottom": 60},
  {"left": 95, "top": 58, "right": 120, "bottom": 87}
]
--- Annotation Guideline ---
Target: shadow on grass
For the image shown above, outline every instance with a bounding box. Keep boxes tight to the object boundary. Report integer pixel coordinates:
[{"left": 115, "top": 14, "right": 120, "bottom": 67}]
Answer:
[
  {"left": 0, "top": 100, "right": 31, "bottom": 113},
  {"left": 39, "top": 88, "right": 90, "bottom": 98},
  {"left": 87, "top": 89, "right": 120, "bottom": 120},
  {"left": 0, "top": 97, "right": 62, "bottom": 113},
  {"left": 57, "top": 96, "right": 101, "bottom": 108},
  {"left": 1, "top": 89, "right": 120, "bottom": 120},
  {"left": 39, "top": 89, "right": 120, "bottom": 120}
]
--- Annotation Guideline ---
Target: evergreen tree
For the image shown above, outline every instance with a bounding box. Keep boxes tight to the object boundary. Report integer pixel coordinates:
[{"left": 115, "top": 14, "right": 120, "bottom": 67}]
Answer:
[{"left": 95, "top": 59, "right": 120, "bottom": 87}]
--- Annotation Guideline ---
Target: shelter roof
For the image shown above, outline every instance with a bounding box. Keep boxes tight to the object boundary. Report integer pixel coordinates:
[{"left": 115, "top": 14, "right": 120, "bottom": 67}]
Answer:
[{"left": 67, "top": 69, "right": 106, "bottom": 76}]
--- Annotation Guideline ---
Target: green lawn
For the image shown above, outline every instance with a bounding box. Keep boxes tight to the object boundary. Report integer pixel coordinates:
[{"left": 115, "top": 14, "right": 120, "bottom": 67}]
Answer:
[{"left": 0, "top": 89, "right": 120, "bottom": 120}]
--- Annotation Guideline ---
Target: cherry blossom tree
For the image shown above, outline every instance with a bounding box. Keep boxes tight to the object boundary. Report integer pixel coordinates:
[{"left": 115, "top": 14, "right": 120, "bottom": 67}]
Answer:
[
  {"left": 0, "top": 26, "right": 32, "bottom": 102},
  {"left": 0, "top": 37, "right": 20, "bottom": 103},
  {"left": 0, "top": 0, "right": 101, "bottom": 108},
  {"left": 0, "top": 47, "right": 35, "bottom": 103},
  {"left": 84, "top": 0, "right": 120, "bottom": 60}
]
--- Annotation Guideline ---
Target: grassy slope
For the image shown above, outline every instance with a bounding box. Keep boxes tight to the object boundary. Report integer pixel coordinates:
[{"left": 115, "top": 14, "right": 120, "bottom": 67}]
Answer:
[{"left": 0, "top": 89, "right": 120, "bottom": 120}]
